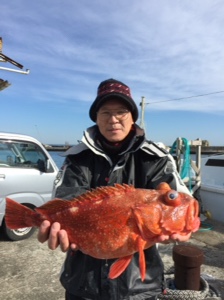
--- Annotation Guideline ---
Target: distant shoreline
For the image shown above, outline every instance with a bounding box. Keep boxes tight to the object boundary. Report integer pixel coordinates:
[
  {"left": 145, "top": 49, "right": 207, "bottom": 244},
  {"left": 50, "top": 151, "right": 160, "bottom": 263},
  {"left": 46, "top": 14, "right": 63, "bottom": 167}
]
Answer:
[
  {"left": 44, "top": 145, "right": 71, "bottom": 152},
  {"left": 44, "top": 144, "right": 224, "bottom": 154}
]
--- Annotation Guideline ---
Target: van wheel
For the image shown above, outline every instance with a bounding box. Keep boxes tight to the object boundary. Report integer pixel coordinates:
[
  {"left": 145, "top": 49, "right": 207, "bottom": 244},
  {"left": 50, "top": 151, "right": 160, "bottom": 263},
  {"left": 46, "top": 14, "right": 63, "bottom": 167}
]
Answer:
[
  {"left": 3, "top": 203, "right": 36, "bottom": 241},
  {"left": 2, "top": 220, "right": 36, "bottom": 241}
]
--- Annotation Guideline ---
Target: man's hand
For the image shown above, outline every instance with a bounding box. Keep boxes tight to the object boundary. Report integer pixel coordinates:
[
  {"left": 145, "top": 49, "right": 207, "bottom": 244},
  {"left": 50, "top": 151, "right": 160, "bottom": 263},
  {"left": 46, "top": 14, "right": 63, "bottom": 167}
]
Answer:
[
  {"left": 152, "top": 232, "right": 192, "bottom": 244},
  {"left": 170, "top": 232, "right": 192, "bottom": 242},
  {"left": 37, "top": 220, "right": 78, "bottom": 252}
]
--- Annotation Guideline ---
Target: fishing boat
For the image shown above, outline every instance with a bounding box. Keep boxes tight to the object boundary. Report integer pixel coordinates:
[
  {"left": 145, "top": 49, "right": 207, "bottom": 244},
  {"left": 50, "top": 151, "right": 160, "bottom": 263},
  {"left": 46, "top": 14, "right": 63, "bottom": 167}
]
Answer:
[
  {"left": 169, "top": 137, "right": 224, "bottom": 224},
  {"left": 200, "top": 154, "right": 224, "bottom": 224}
]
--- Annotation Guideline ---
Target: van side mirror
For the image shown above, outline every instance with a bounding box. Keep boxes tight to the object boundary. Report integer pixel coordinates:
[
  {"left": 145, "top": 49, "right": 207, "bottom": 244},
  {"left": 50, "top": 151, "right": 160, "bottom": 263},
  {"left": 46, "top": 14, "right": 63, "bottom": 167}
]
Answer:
[{"left": 37, "top": 159, "right": 47, "bottom": 172}]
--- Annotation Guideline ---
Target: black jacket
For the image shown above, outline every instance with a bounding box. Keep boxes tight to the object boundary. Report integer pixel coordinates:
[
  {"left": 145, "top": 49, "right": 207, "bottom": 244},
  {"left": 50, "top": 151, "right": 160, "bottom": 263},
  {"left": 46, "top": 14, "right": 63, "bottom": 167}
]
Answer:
[{"left": 54, "top": 125, "right": 189, "bottom": 300}]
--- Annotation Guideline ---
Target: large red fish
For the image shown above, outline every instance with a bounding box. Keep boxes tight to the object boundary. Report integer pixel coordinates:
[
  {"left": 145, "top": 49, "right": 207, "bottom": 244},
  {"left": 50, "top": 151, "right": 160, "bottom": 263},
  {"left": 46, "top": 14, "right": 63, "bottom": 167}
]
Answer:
[{"left": 5, "top": 182, "right": 200, "bottom": 280}]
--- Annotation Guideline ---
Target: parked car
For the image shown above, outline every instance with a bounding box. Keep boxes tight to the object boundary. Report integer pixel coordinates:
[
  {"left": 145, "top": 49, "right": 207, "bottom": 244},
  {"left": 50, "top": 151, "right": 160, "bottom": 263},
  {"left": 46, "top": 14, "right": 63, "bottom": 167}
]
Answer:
[{"left": 0, "top": 132, "right": 59, "bottom": 241}]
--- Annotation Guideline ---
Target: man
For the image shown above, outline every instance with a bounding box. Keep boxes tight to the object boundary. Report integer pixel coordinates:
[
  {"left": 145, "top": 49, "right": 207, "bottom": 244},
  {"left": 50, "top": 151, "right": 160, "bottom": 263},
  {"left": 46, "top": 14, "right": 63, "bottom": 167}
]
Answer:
[{"left": 38, "top": 79, "right": 191, "bottom": 300}]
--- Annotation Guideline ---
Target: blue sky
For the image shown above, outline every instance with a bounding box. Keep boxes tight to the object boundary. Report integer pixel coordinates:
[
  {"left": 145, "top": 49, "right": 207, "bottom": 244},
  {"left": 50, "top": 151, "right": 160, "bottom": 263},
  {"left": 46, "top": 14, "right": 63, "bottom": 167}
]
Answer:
[{"left": 1, "top": 1, "right": 224, "bottom": 146}]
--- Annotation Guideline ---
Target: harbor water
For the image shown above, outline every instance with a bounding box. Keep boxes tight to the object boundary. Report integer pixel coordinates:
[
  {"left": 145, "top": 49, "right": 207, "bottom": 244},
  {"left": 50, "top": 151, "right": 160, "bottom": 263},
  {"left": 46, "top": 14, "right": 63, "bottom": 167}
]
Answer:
[
  {"left": 49, "top": 151, "right": 65, "bottom": 169},
  {"left": 49, "top": 151, "right": 210, "bottom": 170}
]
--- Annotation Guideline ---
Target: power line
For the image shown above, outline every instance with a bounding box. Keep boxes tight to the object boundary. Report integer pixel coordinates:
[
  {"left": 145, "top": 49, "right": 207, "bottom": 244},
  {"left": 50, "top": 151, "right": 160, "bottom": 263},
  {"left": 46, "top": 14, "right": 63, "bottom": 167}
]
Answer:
[
  {"left": 144, "top": 90, "right": 224, "bottom": 105},
  {"left": 139, "top": 90, "right": 224, "bottom": 130}
]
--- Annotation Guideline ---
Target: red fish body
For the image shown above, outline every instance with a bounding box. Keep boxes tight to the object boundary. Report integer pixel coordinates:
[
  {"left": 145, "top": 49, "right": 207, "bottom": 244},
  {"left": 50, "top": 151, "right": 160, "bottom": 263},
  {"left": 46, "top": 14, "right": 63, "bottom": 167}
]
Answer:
[{"left": 5, "top": 182, "right": 200, "bottom": 280}]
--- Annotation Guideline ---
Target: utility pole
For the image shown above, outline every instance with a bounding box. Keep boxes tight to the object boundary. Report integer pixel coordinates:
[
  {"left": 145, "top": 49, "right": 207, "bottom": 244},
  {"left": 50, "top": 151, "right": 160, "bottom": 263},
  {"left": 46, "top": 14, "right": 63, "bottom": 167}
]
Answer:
[{"left": 139, "top": 96, "right": 146, "bottom": 129}]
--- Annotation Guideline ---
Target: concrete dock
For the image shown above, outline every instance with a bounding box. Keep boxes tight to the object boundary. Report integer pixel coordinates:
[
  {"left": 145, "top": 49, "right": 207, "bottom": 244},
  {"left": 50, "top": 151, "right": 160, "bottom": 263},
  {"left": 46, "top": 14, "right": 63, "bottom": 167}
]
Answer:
[
  {"left": 159, "top": 219, "right": 224, "bottom": 298},
  {"left": 0, "top": 219, "right": 224, "bottom": 299}
]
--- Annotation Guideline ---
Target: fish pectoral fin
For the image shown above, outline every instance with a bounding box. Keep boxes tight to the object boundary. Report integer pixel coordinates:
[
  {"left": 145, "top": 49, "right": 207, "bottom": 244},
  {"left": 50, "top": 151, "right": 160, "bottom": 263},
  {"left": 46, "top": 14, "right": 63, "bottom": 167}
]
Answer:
[
  {"left": 108, "top": 255, "right": 133, "bottom": 279},
  {"left": 137, "top": 236, "right": 146, "bottom": 281}
]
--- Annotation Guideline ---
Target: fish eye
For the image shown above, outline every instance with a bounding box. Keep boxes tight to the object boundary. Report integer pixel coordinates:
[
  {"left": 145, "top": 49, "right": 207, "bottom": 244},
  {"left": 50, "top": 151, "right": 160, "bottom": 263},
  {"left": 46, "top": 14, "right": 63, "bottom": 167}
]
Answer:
[
  {"left": 164, "top": 190, "right": 181, "bottom": 206},
  {"left": 167, "top": 190, "right": 178, "bottom": 200}
]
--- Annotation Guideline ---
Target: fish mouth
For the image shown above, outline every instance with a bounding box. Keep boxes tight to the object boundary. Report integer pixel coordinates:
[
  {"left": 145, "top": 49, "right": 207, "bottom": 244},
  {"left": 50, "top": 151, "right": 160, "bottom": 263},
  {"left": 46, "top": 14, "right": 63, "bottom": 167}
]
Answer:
[{"left": 186, "top": 200, "right": 200, "bottom": 232}]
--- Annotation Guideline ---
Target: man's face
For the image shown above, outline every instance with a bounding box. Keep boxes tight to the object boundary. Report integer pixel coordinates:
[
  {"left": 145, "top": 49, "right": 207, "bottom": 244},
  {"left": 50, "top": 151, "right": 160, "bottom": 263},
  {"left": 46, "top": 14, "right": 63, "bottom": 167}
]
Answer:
[{"left": 96, "top": 99, "right": 134, "bottom": 142}]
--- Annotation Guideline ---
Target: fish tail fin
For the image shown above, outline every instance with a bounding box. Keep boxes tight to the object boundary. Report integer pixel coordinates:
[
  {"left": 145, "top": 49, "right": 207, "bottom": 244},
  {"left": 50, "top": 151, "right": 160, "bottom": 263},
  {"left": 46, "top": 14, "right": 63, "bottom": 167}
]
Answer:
[
  {"left": 108, "top": 255, "right": 133, "bottom": 279},
  {"left": 5, "top": 198, "right": 39, "bottom": 229}
]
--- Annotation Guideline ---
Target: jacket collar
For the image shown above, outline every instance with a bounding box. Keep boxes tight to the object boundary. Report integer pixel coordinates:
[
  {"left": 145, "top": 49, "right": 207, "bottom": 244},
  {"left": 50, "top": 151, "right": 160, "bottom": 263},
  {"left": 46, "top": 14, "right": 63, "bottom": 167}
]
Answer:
[{"left": 62, "top": 124, "right": 146, "bottom": 164}]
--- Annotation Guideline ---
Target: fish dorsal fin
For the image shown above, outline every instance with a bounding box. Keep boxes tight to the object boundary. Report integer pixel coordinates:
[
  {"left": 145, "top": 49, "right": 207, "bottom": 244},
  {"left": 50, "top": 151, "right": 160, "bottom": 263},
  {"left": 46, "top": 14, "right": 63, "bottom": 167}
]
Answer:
[
  {"left": 75, "top": 184, "right": 135, "bottom": 203},
  {"left": 108, "top": 255, "right": 133, "bottom": 279},
  {"left": 35, "top": 199, "right": 69, "bottom": 214},
  {"left": 36, "top": 184, "right": 135, "bottom": 213}
]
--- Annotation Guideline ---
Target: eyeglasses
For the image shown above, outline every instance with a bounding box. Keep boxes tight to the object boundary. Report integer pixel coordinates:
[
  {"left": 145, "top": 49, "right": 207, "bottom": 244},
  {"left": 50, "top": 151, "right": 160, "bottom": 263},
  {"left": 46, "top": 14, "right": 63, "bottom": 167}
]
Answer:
[{"left": 97, "top": 109, "right": 130, "bottom": 121}]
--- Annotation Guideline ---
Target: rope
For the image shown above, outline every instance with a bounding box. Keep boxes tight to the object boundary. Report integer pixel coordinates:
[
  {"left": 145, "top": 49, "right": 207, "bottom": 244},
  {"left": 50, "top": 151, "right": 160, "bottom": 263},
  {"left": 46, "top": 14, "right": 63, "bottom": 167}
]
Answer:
[
  {"left": 158, "top": 276, "right": 209, "bottom": 299},
  {"left": 170, "top": 138, "right": 192, "bottom": 191},
  {"left": 157, "top": 276, "right": 221, "bottom": 299}
]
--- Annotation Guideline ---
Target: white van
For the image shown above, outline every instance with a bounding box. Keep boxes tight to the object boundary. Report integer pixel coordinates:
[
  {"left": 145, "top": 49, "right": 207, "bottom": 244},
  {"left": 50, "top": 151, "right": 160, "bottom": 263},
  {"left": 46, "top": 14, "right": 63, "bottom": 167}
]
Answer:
[{"left": 0, "top": 132, "right": 59, "bottom": 240}]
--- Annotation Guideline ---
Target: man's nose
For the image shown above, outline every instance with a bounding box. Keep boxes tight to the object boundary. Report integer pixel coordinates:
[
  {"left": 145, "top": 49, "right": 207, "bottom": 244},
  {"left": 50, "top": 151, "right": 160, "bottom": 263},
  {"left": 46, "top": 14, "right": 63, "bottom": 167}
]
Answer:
[{"left": 108, "top": 114, "right": 119, "bottom": 122}]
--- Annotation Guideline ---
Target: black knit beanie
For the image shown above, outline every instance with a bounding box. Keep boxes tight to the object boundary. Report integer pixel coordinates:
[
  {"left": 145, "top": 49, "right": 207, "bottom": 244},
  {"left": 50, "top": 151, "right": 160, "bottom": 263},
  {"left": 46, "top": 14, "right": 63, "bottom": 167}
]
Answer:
[{"left": 89, "top": 78, "right": 139, "bottom": 122}]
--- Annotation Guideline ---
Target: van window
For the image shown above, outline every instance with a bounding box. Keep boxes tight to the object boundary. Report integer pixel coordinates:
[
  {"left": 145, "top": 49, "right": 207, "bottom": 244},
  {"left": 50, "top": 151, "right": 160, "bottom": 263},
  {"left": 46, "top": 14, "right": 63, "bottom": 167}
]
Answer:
[{"left": 0, "top": 140, "right": 52, "bottom": 171}]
